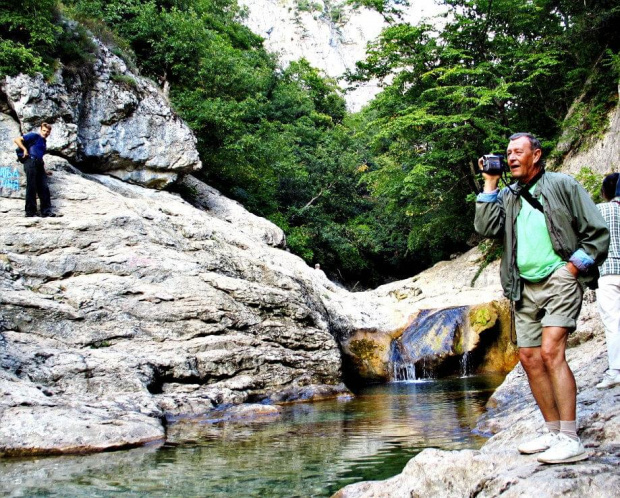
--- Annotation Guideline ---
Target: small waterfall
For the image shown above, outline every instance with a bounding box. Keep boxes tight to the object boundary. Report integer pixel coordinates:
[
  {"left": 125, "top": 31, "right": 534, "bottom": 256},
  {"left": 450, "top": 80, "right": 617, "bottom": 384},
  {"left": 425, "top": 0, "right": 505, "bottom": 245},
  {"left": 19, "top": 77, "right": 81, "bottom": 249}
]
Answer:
[
  {"left": 460, "top": 351, "right": 471, "bottom": 378},
  {"left": 392, "top": 363, "right": 416, "bottom": 382},
  {"left": 389, "top": 307, "right": 470, "bottom": 382}
]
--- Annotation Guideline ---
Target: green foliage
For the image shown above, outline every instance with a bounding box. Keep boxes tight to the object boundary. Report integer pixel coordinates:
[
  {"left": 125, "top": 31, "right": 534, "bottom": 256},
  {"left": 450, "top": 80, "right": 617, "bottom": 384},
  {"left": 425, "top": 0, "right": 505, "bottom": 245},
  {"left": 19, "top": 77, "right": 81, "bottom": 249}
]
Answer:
[
  {"left": 605, "top": 49, "right": 620, "bottom": 78},
  {"left": 296, "top": 0, "right": 323, "bottom": 13},
  {"left": 0, "top": 0, "right": 60, "bottom": 76},
  {"left": 347, "top": 0, "right": 409, "bottom": 22},
  {"left": 0, "top": 0, "right": 101, "bottom": 78},
  {"left": 0, "top": 39, "right": 45, "bottom": 76},
  {"left": 110, "top": 72, "right": 137, "bottom": 88},
  {"left": 347, "top": 0, "right": 620, "bottom": 273},
  {"left": 575, "top": 167, "right": 605, "bottom": 205}
]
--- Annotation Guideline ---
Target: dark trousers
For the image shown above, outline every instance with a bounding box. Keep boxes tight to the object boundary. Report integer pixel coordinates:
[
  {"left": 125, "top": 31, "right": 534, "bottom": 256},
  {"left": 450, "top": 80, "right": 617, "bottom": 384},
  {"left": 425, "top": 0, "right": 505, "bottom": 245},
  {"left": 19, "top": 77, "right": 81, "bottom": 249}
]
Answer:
[{"left": 24, "top": 158, "right": 52, "bottom": 215}]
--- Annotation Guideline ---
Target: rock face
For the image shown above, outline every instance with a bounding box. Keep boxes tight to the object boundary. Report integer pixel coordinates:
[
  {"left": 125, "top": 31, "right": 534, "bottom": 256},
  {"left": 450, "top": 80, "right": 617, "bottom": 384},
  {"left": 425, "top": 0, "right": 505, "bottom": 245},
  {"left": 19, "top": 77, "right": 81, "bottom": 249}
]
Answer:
[
  {"left": 0, "top": 139, "right": 344, "bottom": 455},
  {"left": 1, "top": 39, "right": 201, "bottom": 189},
  {"left": 238, "top": 0, "right": 445, "bottom": 111},
  {"left": 556, "top": 84, "right": 620, "bottom": 177},
  {"left": 333, "top": 299, "right": 620, "bottom": 498}
]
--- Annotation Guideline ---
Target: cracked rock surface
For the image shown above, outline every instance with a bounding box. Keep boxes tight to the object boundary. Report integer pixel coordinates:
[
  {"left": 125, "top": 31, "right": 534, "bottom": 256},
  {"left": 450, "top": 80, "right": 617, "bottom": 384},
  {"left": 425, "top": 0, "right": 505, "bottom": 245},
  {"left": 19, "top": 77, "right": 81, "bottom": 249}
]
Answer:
[{"left": 0, "top": 156, "right": 344, "bottom": 455}]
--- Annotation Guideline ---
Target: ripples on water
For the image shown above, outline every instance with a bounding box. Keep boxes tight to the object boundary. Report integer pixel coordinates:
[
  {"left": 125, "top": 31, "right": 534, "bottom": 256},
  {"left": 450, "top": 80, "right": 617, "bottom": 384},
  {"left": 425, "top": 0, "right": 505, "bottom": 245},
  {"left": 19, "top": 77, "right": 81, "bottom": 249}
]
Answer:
[{"left": 0, "top": 375, "right": 504, "bottom": 497}]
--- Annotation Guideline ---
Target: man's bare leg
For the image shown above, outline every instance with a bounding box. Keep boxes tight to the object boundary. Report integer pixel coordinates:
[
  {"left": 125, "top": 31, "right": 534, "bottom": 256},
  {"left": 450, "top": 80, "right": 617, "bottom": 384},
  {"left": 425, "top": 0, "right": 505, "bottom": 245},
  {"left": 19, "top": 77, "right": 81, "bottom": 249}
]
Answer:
[
  {"left": 541, "top": 326, "right": 577, "bottom": 425},
  {"left": 519, "top": 346, "right": 560, "bottom": 421},
  {"left": 535, "top": 327, "right": 587, "bottom": 463}
]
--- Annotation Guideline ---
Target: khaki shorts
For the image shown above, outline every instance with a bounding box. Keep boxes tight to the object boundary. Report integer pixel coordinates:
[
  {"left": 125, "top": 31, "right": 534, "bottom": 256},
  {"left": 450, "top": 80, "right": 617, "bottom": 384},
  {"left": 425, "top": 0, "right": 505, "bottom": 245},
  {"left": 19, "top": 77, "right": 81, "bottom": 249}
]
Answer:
[{"left": 515, "top": 265, "right": 583, "bottom": 348}]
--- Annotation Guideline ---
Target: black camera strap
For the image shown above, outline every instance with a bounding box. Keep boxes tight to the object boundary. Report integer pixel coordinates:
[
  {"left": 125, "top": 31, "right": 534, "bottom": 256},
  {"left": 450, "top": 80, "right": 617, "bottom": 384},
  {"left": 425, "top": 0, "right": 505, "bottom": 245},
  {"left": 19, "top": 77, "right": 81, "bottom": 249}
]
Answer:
[{"left": 505, "top": 169, "right": 545, "bottom": 213}]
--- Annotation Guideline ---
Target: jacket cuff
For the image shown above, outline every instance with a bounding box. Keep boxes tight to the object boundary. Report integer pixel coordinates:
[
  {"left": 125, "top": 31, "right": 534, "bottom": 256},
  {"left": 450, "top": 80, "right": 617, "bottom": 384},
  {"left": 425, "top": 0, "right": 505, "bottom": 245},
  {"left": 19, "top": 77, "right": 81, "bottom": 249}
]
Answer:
[
  {"left": 569, "top": 249, "right": 595, "bottom": 272},
  {"left": 476, "top": 190, "right": 499, "bottom": 202}
]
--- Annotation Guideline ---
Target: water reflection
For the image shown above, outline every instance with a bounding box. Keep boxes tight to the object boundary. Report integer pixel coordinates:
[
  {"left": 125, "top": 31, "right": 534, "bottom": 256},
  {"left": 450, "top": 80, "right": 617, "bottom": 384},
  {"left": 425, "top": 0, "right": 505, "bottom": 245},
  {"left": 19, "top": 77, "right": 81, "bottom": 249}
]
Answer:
[{"left": 0, "top": 375, "right": 504, "bottom": 497}]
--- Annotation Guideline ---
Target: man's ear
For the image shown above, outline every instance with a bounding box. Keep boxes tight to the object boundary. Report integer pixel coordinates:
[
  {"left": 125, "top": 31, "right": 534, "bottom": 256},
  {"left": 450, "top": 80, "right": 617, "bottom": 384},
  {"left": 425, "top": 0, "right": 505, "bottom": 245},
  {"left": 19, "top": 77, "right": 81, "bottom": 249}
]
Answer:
[{"left": 533, "top": 148, "right": 542, "bottom": 165}]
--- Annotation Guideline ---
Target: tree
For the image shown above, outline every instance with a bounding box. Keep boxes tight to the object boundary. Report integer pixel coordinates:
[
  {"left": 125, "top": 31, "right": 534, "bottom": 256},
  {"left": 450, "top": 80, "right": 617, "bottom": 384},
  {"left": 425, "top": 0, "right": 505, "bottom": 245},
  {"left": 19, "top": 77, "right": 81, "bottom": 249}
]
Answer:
[
  {"left": 0, "top": 0, "right": 60, "bottom": 76},
  {"left": 347, "top": 0, "right": 620, "bottom": 268}
]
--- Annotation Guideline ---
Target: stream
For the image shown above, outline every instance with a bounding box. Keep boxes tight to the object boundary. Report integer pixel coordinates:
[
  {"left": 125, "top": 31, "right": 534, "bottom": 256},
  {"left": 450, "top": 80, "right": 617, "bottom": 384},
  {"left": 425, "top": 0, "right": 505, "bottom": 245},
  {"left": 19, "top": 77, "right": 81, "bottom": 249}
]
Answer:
[{"left": 0, "top": 374, "right": 504, "bottom": 497}]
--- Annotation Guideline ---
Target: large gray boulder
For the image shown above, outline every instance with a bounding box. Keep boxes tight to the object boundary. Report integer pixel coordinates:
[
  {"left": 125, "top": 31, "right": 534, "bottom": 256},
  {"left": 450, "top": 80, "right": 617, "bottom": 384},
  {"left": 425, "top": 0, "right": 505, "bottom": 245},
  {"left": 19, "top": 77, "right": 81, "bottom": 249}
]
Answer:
[
  {"left": 0, "top": 150, "right": 344, "bottom": 455},
  {"left": 1, "top": 39, "right": 201, "bottom": 189}
]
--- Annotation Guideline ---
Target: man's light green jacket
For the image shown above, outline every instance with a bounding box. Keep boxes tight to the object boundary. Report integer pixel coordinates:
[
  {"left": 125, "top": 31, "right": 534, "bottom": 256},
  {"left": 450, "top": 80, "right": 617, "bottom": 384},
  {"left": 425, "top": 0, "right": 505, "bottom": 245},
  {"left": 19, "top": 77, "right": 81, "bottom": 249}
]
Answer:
[{"left": 475, "top": 171, "right": 610, "bottom": 302}]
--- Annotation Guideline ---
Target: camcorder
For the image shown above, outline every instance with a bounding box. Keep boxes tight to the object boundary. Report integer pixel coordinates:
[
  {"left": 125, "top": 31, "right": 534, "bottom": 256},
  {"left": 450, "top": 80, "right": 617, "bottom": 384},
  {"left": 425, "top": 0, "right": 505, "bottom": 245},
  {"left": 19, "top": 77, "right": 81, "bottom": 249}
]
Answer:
[{"left": 481, "top": 154, "right": 506, "bottom": 175}]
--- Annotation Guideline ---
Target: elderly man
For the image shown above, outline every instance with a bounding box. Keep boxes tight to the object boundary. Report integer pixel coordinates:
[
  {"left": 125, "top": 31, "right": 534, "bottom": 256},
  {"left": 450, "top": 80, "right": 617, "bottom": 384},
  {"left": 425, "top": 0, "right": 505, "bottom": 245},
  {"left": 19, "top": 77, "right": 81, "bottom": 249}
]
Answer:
[{"left": 474, "top": 132, "right": 609, "bottom": 464}]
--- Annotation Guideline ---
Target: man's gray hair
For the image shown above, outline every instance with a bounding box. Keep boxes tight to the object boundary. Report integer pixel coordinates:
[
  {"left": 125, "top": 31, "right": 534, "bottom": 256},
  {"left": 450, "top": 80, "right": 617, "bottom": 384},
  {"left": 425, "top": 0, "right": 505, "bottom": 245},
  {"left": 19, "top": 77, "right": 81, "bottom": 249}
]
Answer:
[{"left": 509, "top": 132, "right": 545, "bottom": 167}]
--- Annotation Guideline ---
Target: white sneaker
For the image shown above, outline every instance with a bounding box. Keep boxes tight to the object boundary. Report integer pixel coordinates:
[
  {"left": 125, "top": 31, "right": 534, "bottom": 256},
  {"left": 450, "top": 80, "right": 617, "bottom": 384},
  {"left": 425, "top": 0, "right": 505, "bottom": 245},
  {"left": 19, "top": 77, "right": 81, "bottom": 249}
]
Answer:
[
  {"left": 537, "top": 433, "right": 588, "bottom": 464},
  {"left": 518, "top": 431, "right": 558, "bottom": 454},
  {"left": 596, "top": 370, "right": 620, "bottom": 389}
]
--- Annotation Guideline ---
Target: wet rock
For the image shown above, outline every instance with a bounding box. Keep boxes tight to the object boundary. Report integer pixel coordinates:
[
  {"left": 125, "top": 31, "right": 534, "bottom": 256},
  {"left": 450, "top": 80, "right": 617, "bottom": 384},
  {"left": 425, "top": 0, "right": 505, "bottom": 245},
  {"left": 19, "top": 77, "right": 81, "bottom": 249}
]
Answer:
[
  {"left": 341, "top": 300, "right": 518, "bottom": 383},
  {"left": 341, "top": 332, "right": 394, "bottom": 382}
]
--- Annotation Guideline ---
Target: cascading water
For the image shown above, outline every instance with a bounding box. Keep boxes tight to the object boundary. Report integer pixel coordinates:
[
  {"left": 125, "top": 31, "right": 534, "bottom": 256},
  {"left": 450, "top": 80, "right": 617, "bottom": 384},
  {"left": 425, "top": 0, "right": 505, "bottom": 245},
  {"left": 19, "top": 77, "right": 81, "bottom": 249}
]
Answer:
[
  {"left": 389, "top": 306, "right": 472, "bottom": 382},
  {"left": 390, "top": 342, "right": 418, "bottom": 381},
  {"left": 460, "top": 351, "right": 471, "bottom": 377}
]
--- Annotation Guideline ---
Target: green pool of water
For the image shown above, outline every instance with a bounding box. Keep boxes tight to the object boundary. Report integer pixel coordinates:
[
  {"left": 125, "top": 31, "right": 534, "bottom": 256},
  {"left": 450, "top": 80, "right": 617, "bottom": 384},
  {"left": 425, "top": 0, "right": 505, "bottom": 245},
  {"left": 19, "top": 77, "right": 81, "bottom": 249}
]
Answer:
[{"left": 0, "top": 375, "right": 504, "bottom": 497}]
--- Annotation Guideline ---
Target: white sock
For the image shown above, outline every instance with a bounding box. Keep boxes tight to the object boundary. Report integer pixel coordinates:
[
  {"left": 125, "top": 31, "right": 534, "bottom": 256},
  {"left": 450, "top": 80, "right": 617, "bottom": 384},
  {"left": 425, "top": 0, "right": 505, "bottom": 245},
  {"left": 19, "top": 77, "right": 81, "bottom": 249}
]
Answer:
[
  {"left": 545, "top": 420, "right": 560, "bottom": 434},
  {"left": 560, "top": 420, "right": 579, "bottom": 441}
]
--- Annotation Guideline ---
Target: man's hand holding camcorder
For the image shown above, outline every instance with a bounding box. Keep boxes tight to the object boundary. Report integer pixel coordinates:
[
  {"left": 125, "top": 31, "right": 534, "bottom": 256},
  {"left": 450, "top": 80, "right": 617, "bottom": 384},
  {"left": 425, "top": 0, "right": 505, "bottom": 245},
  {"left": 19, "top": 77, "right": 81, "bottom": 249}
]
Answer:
[{"left": 478, "top": 156, "right": 500, "bottom": 193}]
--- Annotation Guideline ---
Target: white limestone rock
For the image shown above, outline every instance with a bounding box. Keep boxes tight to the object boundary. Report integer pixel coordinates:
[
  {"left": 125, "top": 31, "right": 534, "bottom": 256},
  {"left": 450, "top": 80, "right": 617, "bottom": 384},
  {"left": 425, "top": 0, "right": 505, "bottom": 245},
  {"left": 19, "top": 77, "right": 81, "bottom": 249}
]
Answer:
[
  {"left": 1, "top": 40, "right": 201, "bottom": 189},
  {"left": 238, "top": 0, "right": 446, "bottom": 111},
  {"left": 0, "top": 160, "right": 343, "bottom": 455}
]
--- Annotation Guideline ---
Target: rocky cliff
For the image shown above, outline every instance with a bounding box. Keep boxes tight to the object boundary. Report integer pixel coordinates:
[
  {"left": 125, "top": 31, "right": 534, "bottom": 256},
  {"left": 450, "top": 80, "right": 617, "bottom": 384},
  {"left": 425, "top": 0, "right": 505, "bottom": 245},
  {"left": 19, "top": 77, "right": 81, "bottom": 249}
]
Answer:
[
  {"left": 1, "top": 39, "right": 200, "bottom": 191},
  {"left": 238, "top": 0, "right": 445, "bottom": 111}
]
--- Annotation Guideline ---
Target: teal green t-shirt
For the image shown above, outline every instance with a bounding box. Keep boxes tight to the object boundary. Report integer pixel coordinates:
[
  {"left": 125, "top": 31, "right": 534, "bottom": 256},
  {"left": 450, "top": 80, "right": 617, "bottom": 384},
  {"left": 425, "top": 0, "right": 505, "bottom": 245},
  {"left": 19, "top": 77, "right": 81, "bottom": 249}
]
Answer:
[{"left": 516, "top": 188, "right": 565, "bottom": 282}]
